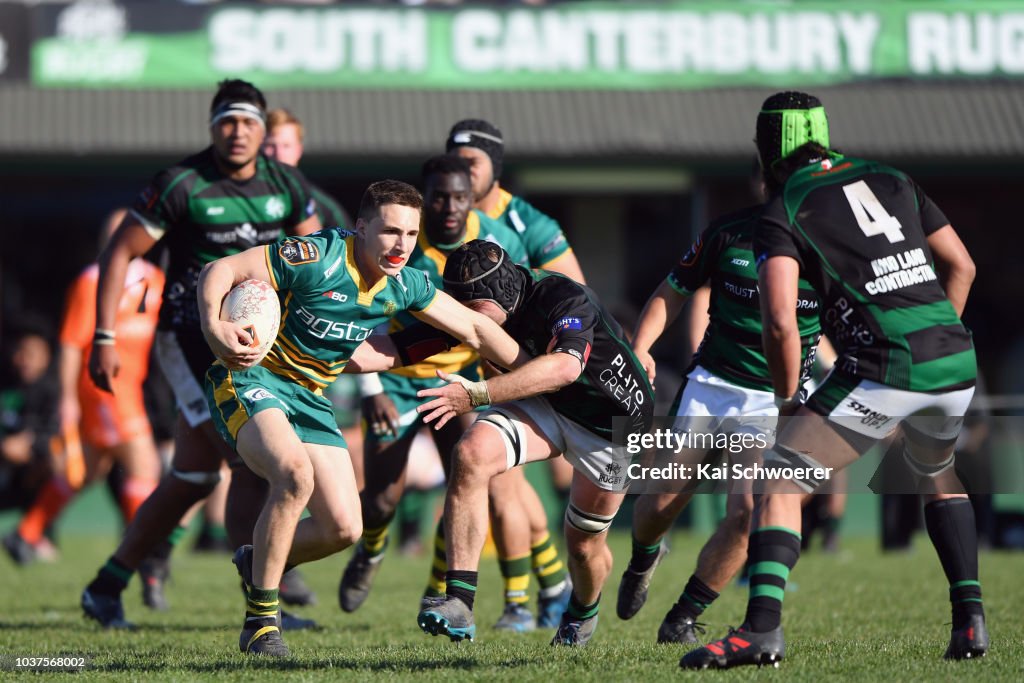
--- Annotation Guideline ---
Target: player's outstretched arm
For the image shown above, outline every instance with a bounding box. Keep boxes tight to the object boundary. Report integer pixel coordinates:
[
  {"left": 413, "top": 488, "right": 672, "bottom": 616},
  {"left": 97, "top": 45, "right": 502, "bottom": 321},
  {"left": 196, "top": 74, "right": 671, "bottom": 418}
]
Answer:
[
  {"left": 411, "top": 291, "right": 529, "bottom": 370},
  {"left": 542, "top": 250, "right": 587, "bottom": 285},
  {"left": 90, "top": 214, "right": 158, "bottom": 393},
  {"left": 926, "top": 224, "right": 976, "bottom": 317},
  {"left": 196, "top": 246, "right": 272, "bottom": 369},
  {"left": 417, "top": 352, "right": 582, "bottom": 429},
  {"left": 758, "top": 255, "right": 802, "bottom": 403},
  {"left": 633, "top": 278, "right": 692, "bottom": 383}
]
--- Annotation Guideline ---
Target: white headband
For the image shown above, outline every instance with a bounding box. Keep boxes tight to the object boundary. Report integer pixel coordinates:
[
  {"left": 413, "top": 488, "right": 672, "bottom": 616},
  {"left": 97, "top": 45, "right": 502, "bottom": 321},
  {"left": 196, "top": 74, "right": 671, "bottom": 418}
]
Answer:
[{"left": 210, "top": 102, "right": 266, "bottom": 129}]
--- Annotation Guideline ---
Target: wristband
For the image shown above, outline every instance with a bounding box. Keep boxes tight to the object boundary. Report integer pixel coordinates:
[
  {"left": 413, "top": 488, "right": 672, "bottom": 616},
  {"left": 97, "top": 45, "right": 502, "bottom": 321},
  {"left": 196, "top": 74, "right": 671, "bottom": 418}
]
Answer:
[
  {"left": 356, "top": 373, "right": 385, "bottom": 397},
  {"left": 774, "top": 394, "right": 800, "bottom": 410},
  {"left": 448, "top": 373, "right": 491, "bottom": 408}
]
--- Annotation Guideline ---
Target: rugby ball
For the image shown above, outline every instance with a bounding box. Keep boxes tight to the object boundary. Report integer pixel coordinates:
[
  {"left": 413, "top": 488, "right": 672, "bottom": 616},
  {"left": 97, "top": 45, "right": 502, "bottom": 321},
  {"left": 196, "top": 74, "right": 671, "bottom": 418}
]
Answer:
[{"left": 220, "top": 279, "right": 280, "bottom": 365}]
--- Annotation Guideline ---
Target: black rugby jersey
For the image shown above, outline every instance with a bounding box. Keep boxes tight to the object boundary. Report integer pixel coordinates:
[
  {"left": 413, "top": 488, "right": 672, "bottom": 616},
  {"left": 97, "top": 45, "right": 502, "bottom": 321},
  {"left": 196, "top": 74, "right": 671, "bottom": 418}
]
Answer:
[
  {"left": 505, "top": 271, "right": 654, "bottom": 442},
  {"left": 755, "top": 155, "right": 975, "bottom": 392},
  {"left": 132, "top": 148, "right": 317, "bottom": 331}
]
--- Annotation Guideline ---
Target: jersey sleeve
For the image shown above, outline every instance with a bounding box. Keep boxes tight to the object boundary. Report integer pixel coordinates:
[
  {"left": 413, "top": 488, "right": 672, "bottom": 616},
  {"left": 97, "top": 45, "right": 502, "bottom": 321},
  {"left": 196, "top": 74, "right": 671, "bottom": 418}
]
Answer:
[
  {"left": 910, "top": 179, "right": 951, "bottom": 235},
  {"left": 59, "top": 270, "right": 96, "bottom": 350},
  {"left": 399, "top": 267, "right": 438, "bottom": 312},
  {"left": 514, "top": 201, "right": 571, "bottom": 268},
  {"left": 754, "top": 196, "right": 804, "bottom": 270},
  {"left": 540, "top": 286, "right": 596, "bottom": 369},
  {"left": 265, "top": 235, "right": 326, "bottom": 292},
  {"left": 666, "top": 224, "right": 725, "bottom": 295},
  {"left": 131, "top": 168, "right": 190, "bottom": 239}
]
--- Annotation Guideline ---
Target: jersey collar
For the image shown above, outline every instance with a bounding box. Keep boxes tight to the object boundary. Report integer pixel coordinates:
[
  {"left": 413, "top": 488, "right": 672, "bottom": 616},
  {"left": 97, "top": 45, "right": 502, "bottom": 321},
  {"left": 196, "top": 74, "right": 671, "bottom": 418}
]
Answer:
[
  {"left": 484, "top": 187, "right": 513, "bottom": 220},
  {"left": 344, "top": 235, "right": 389, "bottom": 307},
  {"left": 417, "top": 211, "right": 481, "bottom": 274}
]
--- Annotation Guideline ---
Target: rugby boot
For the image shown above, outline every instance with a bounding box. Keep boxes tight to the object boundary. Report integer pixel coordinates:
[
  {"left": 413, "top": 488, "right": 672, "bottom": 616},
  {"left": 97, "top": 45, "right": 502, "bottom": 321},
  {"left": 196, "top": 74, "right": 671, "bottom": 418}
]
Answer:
[
  {"left": 81, "top": 588, "right": 135, "bottom": 630},
  {"left": 338, "top": 542, "right": 384, "bottom": 613},
  {"left": 616, "top": 541, "right": 668, "bottom": 620},
  {"left": 233, "top": 546, "right": 319, "bottom": 632},
  {"left": 550, "top": 610, "right": 599, "bottom": 647},
  {"left": 537, "top": 577, "right": 572, "bottom": 628},
  {"left": 239, "top": 617, "right": 290, "bottom": 657},
  {"left": 680, "top": 625, "right": 784, "bottom": 669},
  {"left": 280, "top": 568, "right": 317, "bottom": 607},
  {"left": 418, "top": 596, "right": 477, "bottom": 642},
  {"left": 138, "top": 557, "right": 169, "bottom": 611},
  {"left": 2, "top": 531, "right": 35, "bottom": 566},
  {"left": 944, "top": 614, "right": 989, "bottom": 660},
  {"left": 657, "top": 608, "right": 706, "bottom": 645},
  {"left": 493, "top": 603, "right": 536, "bottom": 633}
]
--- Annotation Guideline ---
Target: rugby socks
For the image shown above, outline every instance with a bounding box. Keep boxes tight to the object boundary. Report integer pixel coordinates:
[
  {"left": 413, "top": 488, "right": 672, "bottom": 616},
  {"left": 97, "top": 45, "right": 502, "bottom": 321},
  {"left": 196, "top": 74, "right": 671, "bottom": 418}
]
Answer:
[
  {"left": 445, "top": 571, "right": 478, "bottom": 611},
  {"left": 499, "top": 553, "right": 531, "bottom": 605},
  {"left": 18, "top": 478, "right": 75, "bottom": 544},
  {"left": 743, "top": 527, "right": 801, "bottom": 633},
  {"left": 531, "top": 531, "right": 569, "bottom": 599},
  {"left": 87, "top": 557, "right": 134, "bottom": 596},
  {"left": 245, "top": 586, "right": 279, "bottom": 625},
  {"left": 119, "top": 477, "right": 158, "bottom": 523},
  {"left": 671, "top": 574, "right": 720, "bottom": 621},
  {"left": 628, "top": 535, "right": 663, "bottom": 573},
  {"left": 152, "top": 525, "right": 188, "bottom": 562},
  {"left": 567, "top": 592, "right": 600, "bottom": 621},
  {"left": 425, "top": 520, "right": 447, "bottom": 598},
  {"left": 924, "top": 498, "right": 985, "bottom": 629},
  {"left": 361, "top": 525, "right": 389, "bottom": 561}
]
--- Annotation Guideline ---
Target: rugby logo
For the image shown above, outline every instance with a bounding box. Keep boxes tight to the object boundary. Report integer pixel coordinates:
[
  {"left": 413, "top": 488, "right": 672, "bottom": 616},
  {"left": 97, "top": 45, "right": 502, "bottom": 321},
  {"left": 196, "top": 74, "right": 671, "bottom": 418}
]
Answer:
[
  {"left": 243, "top": 388, "right": 275, "bottom": 402},
  {"left": 265, "top": 196, "right": 286, "bottom": 219}
]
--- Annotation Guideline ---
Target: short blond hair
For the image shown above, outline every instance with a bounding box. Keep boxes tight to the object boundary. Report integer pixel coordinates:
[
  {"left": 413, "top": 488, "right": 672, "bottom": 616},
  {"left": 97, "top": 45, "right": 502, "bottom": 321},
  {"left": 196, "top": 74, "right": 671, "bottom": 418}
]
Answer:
[{"left": 266, "top": 108, "right": 305, "bottom": 142}]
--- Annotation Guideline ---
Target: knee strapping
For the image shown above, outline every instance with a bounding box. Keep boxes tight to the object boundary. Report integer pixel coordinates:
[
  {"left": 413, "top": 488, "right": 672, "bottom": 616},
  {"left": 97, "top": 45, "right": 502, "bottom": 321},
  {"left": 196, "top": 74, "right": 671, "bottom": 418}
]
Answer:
[
  {"left": 478, "top": 409, "right": 527, "bottom": 471},
  {"left": 565, "top": 503, "right": 614, "bottom": 535},
  {"left": 764, "top": 444, "right": 831, "bottom": 493},
  {"left": 171, "top": 468, "right": 222, "bottom": 490},
  {"left": 902, "top": 447, "right": 955, "bottom": 479}
]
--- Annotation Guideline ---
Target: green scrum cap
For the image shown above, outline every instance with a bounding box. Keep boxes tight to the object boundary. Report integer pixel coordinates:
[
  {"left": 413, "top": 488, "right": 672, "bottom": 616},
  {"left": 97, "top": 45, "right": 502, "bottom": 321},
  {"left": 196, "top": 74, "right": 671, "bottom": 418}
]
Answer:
[{"left": 756, "top": 92, "right": 830, "bottom": 170}]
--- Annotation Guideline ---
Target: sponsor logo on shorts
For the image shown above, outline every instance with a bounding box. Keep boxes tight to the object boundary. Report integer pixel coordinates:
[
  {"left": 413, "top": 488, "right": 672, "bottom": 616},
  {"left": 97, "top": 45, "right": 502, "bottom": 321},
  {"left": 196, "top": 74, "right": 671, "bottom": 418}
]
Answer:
[
  {"left": 244, "top": 388, "right": 275, "bottom": 402},
  {"left": 845, "top": 399, "right": 892, "bottom": 428},
  {"left": 599, "top": 461, "right": 623, "bottom": 486}
]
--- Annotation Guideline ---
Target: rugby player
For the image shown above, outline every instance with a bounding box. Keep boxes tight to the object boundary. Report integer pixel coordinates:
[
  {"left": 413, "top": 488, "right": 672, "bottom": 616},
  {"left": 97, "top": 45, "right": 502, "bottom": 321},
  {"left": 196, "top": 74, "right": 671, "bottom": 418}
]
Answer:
[
  {"left": 81, "top": 79, "right": 322, "bottom": 629},
  {"left": 617, "top": 193, "right": 822, "bottom": 641},
  {"left": 416, "top": 240, "right": 653, "bottom": 646},
  {"left": 198, "top": 180, "right": 526, "bottom": 655},
  {"left": 682, "top": 92, "right": 987, "bottom": 669},
  {"left": 339, "top": 155, "right": 571, "bottom": 633},
  {"left": 447, "top": 119, "right": 581, "bottom": 628},
  {"left": 4, "top": 211, "right": 163, "bottom": 601}
]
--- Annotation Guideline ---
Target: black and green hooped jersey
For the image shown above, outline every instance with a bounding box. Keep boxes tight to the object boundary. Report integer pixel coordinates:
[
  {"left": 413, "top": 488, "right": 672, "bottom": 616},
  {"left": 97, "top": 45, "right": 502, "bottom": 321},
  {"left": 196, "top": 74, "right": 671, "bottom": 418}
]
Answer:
[
  {"left": 389, "top": 209, "right": 530, "bottom": 379},
  {"left": 669, "top": 204, "right": 822, "bottom": 392},
  {"left": 132, "top": 148, "right": 317, "bottom": 331},
  {"left": 485, "top": 189, "right": 571, "bottom": 269},
  {"left": 263, "top": 227, "right": 437, "bottom": 392},
  {"left": 310, "top": 183, "right": 350, "bottom": 231},
  {"left": 755, "top": 155, "right": 975, "bottom": 392}
]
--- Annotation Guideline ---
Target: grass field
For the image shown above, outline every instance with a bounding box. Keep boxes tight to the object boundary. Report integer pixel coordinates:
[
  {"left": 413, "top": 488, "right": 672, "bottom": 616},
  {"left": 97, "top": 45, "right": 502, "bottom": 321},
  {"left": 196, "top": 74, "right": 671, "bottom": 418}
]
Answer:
[{"left": 1, "top": 530, "right": 1021, "bottom": 681}]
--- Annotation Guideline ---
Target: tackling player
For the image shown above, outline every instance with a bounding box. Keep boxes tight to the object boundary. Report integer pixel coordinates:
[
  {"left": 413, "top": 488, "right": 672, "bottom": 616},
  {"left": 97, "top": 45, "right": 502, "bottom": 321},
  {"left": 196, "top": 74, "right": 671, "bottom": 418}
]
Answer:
[
  {"left": 682, "top": 92, "right": 986, "bottom": 669},
  {"left": 198, "top": 180, "right": 526, "bottom": 655},
  {"left": 416, "top": 240, "right": 654, "bottom": 646}
]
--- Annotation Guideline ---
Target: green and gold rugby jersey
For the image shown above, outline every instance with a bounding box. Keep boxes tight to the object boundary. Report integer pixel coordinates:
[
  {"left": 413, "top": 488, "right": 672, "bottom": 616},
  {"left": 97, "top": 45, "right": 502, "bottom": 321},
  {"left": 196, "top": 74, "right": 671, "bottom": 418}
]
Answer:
[
  {"left": 669, "top": 204, "right": 821, "bottom": 392},
  {"left": 263, "top": 227, "right": 437, "bottom": 392},
  {"left": 132, "top": 148, "right": 317, "bottom": 332},
  {"left": 389, "top": 209, "right": 528, "bottom": 379},
  {"left": 485, "top": 189, "right": 571, "bottom": 269},
  {"left": 755, "top": 155, "right": 975, "bottom": 392}
]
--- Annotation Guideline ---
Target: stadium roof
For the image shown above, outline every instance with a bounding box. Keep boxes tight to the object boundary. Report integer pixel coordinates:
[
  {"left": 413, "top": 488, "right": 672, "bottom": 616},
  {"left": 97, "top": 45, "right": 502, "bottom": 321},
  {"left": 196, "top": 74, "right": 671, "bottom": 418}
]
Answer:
[{"left": 2, "top": 82, "right": 1023, "bottom": 163}]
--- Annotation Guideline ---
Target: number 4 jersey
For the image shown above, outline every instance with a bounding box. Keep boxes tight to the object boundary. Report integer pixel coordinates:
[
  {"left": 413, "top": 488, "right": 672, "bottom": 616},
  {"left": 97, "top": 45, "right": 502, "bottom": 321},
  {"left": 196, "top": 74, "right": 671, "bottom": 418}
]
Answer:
[{"left": 755, "top": 155, "right": 975, "bottom": 393}]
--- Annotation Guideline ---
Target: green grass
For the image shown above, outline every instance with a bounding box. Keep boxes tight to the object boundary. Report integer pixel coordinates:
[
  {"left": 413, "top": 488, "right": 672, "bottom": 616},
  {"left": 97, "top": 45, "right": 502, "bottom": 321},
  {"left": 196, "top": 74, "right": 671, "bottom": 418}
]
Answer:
[{"left": 0, "top": 531, "right": 1020, "bottom": 681}]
